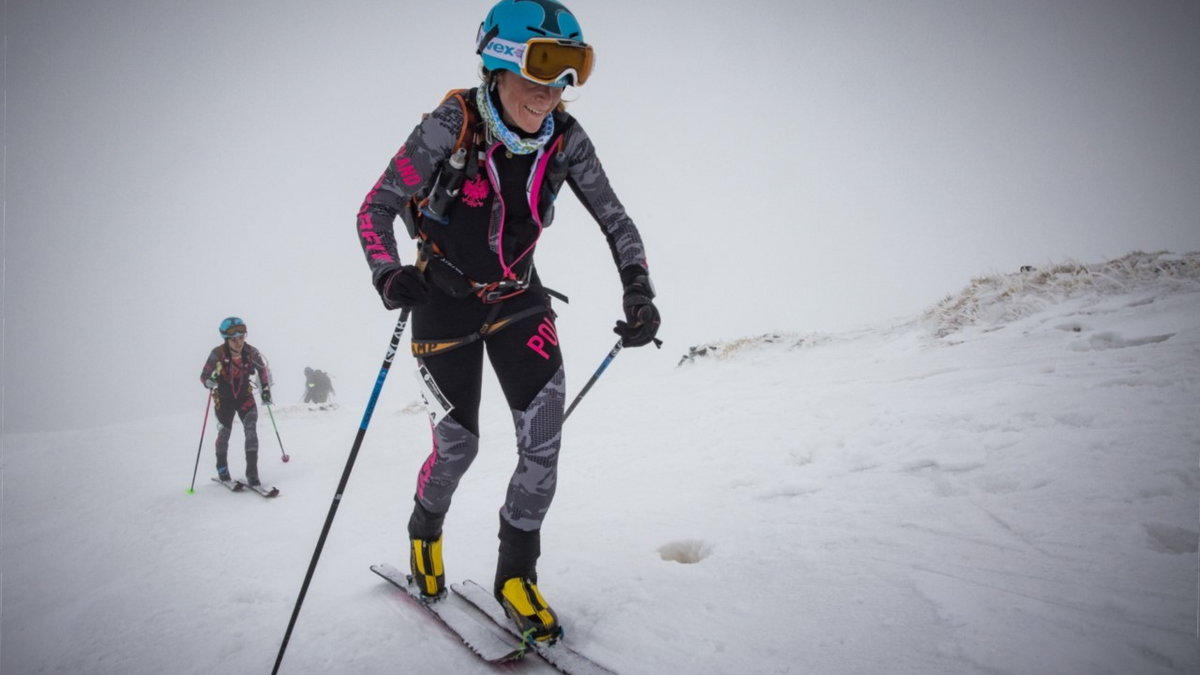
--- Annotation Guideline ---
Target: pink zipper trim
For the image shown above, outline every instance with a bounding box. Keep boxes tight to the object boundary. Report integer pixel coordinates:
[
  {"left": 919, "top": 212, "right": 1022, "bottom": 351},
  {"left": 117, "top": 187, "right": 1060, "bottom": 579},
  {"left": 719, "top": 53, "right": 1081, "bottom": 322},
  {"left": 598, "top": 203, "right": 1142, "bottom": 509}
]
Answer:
[{"left": 487, "top": 142, "right": 547, "bottom": 281}]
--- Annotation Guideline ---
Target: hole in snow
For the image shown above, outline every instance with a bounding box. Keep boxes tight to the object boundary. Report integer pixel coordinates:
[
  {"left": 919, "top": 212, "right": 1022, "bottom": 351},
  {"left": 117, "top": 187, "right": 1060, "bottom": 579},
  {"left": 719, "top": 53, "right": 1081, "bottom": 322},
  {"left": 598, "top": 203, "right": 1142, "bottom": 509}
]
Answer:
[{"left": 658, "top": 539, "right": 712, "bottom": 564}]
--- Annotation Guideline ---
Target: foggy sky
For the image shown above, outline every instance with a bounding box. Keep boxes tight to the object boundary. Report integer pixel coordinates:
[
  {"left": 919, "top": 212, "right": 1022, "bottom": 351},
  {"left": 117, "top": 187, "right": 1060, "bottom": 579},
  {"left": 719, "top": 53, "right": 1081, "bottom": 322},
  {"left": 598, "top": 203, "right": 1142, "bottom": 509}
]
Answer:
[{"left": 4, "top": 0, "right": 1199, "bottom": 434}]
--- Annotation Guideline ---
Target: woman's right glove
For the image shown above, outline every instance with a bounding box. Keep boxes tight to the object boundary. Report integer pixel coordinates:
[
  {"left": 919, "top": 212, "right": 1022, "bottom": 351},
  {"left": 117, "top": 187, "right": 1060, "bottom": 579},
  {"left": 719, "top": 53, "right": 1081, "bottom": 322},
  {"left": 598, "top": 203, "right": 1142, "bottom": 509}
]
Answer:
[
  {"left": 614, "top": 266, "right": 661, "bottom": 348},
  {"left": 374, "top": 265, "right": 430, "bottom": 310}
]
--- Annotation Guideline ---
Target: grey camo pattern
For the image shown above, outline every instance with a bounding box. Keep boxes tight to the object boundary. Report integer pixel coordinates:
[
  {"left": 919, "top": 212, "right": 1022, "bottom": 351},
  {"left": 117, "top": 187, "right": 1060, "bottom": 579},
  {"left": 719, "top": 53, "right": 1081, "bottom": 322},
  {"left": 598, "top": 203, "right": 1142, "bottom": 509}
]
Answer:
[
  {"left": 415, "top": 414, "right": 480, "bottom": 516},
  {"left": 357, "top": 91, "right": 649, "bottom": 286},
  {"left": 502, "top": 366, "right": 566, "bottom": 531},
  {"left": 560, "top": 123, "right": 647, "bottom": 271},
  {"left": 215, "top": 410, "right": 259, "bottom": 481},
  {"left": 215, "top": 408, "right": 258, "bottom": 457}
]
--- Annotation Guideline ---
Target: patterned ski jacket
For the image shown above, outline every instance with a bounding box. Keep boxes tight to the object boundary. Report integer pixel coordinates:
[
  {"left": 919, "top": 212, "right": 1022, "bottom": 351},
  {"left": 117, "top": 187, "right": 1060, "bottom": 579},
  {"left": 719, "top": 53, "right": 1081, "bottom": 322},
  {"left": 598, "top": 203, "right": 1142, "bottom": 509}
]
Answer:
[
  {"left": 200, "top": 343, "right": 272, "bottom": 402},
  {"left": 356, "top": 87, "right": 649, "bottom": 293}
]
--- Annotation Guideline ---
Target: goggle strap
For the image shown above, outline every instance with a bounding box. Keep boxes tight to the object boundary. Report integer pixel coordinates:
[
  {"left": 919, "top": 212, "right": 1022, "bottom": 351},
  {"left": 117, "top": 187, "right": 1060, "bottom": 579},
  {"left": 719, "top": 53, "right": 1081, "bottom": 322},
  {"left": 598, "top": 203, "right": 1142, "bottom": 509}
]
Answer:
[
  {"left": 482, "top": 35, "right": 527, "bottom": 68},
  {"left": 476, "top": 24, "right": 500, "bottom": 56}
]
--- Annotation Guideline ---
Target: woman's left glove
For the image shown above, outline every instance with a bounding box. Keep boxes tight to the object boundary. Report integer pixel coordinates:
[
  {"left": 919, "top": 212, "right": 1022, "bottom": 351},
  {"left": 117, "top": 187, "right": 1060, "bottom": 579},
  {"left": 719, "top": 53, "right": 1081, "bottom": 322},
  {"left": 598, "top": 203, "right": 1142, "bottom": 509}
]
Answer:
[
  {"left": 614, "top": 266, "right": 661, "bottom": 348},
  {"left": 374, "top": 265, "right": 430, "bottom": 310}
]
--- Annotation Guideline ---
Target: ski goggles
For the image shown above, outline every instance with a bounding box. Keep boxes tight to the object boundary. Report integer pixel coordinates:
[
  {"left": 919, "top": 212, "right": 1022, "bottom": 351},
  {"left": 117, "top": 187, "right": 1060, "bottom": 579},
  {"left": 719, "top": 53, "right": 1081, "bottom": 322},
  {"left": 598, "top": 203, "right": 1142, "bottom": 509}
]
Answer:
[
  {"left": 224, "top": 331, "right": 247, "bottom": 339},
  {"left": 481, "top": 34, "right": 594, "bottom": 87}
]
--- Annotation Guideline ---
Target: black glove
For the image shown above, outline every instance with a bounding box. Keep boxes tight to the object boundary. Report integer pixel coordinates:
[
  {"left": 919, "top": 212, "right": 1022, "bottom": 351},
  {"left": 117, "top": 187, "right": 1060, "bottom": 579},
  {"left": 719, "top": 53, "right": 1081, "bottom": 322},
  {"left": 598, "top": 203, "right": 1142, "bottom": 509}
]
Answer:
[
  {"left": 261, "top": 387, "right": 273, "bottom": 405},
  {"left": 613, "top": 266, "right": 661, "bottom": 348},
  {"left": 375, "top": 265, "right": 430, "bottom": 310}
]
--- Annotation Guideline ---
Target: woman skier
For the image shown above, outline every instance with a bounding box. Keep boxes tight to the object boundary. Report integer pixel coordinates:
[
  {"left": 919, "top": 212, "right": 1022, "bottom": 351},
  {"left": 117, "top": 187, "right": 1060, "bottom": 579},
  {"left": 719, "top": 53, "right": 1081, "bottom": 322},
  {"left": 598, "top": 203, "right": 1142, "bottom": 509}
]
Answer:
[
  {"left": 355, "top": 0, "right": 660, "bottom": 642},
  {"left": 200, "top": 317, "right": 274, "bottom": 487}
]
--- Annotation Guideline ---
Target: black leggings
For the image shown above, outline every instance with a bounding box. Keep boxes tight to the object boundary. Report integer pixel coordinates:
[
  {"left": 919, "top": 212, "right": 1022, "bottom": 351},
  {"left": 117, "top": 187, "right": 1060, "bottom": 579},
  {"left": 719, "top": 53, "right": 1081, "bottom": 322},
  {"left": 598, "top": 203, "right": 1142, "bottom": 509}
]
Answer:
[
  {"left": 413, "top": 289, "right": 562, "bottom": 436},
  {"left": 213, "top": 396, "right": 259, "bottom": 478}
]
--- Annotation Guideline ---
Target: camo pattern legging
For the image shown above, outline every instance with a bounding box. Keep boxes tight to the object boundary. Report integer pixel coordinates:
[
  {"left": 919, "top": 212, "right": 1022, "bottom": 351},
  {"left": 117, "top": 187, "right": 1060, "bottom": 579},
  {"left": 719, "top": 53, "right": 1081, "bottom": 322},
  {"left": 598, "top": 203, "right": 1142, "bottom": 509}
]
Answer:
[{"left": 214, "top": 396, "right": 259, "bottom": 480}]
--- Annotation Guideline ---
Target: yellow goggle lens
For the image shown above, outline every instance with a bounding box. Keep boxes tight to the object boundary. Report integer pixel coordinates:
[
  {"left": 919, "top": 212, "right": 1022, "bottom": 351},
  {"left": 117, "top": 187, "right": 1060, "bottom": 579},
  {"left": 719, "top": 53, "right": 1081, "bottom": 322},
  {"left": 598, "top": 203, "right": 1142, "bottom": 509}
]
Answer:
[{"left": 523, "top": 39, "right": 594, "bottom": 86}]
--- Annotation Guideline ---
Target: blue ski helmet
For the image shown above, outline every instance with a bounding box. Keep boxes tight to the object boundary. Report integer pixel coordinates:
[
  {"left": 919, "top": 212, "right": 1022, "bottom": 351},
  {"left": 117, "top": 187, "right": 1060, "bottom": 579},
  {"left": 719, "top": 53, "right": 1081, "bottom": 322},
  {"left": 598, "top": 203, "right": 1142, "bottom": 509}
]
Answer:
[
  {"left": 476, "top": 0, "right": 590, "bottom": 87},
  {"left": 219, "top": 316, "right": 247, "bottom": 339}
]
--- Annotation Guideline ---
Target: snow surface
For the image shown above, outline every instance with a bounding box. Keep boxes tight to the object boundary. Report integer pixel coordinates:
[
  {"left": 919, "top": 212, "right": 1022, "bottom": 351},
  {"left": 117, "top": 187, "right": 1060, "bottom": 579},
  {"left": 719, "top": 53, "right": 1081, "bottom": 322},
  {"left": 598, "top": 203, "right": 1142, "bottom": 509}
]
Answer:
[{"left": 3, "top": 252, "right": 1198, "bottom": 674}]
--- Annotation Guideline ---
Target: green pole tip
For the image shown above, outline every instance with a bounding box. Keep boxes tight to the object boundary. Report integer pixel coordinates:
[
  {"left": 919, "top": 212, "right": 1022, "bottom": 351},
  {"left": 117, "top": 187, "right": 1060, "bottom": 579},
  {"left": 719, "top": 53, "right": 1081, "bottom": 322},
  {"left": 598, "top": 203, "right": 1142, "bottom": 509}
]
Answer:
[{"left": 186, "top": 489, "right": 194, "bottom": 494}]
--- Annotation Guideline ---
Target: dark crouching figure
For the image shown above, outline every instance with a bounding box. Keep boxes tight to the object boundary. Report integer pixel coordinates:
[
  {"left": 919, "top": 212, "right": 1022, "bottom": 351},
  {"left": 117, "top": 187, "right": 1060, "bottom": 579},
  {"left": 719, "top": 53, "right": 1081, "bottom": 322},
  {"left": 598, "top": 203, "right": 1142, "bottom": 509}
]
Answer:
[{"left": 304, "top": 367, "right": 336, "bottom": 404}]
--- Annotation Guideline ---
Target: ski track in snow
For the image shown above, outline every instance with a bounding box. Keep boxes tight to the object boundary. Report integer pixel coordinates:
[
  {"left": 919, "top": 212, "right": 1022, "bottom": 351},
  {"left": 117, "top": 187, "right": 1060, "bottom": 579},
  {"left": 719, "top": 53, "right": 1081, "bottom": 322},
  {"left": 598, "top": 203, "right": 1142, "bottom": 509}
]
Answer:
[{"left": 3, "top": 253, "right": 1198, "bottom": 674}]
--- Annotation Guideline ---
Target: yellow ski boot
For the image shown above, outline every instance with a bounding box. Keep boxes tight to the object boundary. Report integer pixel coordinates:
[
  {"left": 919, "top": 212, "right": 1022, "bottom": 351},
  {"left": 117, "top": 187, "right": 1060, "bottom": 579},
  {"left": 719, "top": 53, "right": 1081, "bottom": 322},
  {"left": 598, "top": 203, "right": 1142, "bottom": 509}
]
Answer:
[
  {"left": 409, "top": 537, "right": 445, "bottom": 600},
  {"left": 498, "top": 577, "right": 561, "bottom": 644}
]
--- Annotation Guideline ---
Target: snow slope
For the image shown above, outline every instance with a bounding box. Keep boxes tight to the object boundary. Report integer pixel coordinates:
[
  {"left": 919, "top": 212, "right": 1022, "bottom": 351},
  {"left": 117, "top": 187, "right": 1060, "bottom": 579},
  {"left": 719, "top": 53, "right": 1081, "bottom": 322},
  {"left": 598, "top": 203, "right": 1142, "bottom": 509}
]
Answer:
[{"left": 3, "top": 252, "right": 1198, "bottom": 674}]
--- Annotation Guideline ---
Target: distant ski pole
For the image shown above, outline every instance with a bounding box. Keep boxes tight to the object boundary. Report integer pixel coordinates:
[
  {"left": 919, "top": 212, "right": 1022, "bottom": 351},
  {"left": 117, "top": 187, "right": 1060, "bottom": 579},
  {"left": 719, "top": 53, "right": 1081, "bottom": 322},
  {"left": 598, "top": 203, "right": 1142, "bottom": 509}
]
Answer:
[
  {"left": 265, "top": 401, "right": 290, "bottom": 463},
  {"left": 272, "top": 308, "right": 411, "bottom": 675},
  {"left": 187, "top": 392, "right": 213, "bottom": 494}
]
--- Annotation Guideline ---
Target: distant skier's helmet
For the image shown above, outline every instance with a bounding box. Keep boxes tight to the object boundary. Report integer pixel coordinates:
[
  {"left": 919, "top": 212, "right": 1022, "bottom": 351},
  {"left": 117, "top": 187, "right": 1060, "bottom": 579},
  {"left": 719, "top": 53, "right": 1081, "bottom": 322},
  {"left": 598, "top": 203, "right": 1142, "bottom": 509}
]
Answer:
[
  {"left": 476, "top": 0, "right": 593, "bottom": 87},
  {"left": 219, "top": 317, "right": 247, "bottom": 339}
]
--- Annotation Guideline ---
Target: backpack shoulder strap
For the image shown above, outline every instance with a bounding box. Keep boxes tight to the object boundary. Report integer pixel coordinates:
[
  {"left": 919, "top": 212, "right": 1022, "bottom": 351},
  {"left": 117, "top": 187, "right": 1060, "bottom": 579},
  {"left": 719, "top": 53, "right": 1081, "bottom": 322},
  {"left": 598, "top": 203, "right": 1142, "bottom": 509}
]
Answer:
[
  {"left": 439, "top": 88, "right": 481, "bottom": 155},
  {"left": 403, "top": 89, "right": 485, "bottom": 245}
]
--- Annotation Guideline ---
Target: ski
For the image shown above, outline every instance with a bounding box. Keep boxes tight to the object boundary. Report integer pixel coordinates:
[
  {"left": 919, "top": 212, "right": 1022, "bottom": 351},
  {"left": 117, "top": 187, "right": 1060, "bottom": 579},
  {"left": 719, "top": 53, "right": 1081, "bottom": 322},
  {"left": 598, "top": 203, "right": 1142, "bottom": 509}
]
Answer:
[
  {"left": 239, "top": 482, "right": 280, "bottom": 498},
  {"left": 212, "top": 477, "right": 245, "bottom": 492},
  {"left": 453, "top": 579, "right": 618, "bottom": 675},
  {"left": 371, "top": 563, "right": 525, "bottom": 664}
]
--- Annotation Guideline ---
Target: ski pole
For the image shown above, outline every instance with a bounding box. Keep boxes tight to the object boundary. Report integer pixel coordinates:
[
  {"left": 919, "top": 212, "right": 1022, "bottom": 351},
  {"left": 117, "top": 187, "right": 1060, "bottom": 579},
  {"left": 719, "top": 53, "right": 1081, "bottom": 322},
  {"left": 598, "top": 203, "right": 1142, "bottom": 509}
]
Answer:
[
  {"left": 265, "top": 401, "right": 291, "bottom": 463},
  {"left": 564, "top": 339, "right": 623, "bottom": 422},
  {"left": 187, "top": 392, "right": 213, "bottom": 494},
  {"left": 564, "top": 335, "right": 662, "bottom": 422},
  {"left": 272, "top": 308, "right": 411, "bottom": 675}
]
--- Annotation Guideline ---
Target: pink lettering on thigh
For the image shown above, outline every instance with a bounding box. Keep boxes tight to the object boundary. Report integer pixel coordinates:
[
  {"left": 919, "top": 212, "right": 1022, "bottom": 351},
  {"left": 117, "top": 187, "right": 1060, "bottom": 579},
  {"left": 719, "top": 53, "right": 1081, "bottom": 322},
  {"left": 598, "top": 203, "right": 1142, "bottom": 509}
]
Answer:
[
  {"left": 526, "top": 316, "right": 559, "bottom": 359},
  {"left": 538, "top": 317, "right": 559, "bottom": 345},
  {"left": 527, "top": 335, "right": 549, "bottom": 360}
]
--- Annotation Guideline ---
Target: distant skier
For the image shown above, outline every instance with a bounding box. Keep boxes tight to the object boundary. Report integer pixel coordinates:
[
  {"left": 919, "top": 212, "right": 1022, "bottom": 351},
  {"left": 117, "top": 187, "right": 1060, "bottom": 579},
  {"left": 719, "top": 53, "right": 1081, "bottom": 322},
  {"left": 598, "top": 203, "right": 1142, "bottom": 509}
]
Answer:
[
  {"left": 200, "top": 317, "right": 273, "bottom": 487},
  {"left": 303, "top": 367, "right": 335, "bottom": 404},
  {"left": 354, "top": 0, "right": 660, "bottom": 643}
]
